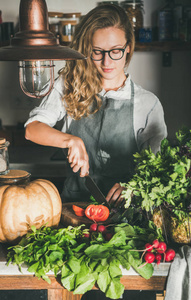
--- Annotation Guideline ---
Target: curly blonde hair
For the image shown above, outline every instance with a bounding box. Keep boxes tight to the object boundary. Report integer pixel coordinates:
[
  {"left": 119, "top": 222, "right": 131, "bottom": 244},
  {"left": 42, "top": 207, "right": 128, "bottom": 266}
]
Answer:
[{"left": 61, "top": 4, "right": 135, "bottom": 120}]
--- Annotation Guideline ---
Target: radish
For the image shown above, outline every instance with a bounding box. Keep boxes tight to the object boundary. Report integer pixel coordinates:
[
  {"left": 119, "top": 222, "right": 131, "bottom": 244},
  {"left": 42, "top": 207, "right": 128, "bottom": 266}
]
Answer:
[
  {"left": 157, "top": 241, "right": 167, "bottom": 253},
  {"left": 144, "top": 252, "right": 155, "bottom": 264},
  {"left": 83, "top": 233, "right": 90, "bottom": 238},
  {"left": 145, "top": 243, "right": 153, "bottom": 252},
  {"left": 165, "top": 249, "right": 176, "bottom": 262},
  {"left": 152, "top": 239, "right": 159, "bottom": 249},
  {"left": 89, "top": 223, "right": 98, "bottom": 232},
  {"left": 97, "top": 225, "right": 107, "bottom": 233},
  {"left": 155, "top": 253, "right": 162, "bottom": 265}
]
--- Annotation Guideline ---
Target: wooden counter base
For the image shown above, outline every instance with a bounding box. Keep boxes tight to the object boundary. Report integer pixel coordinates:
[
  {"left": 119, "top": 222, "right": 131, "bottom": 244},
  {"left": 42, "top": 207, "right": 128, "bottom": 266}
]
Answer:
[{"left": 0, "top": 274, "right": 167, "bottom": 300}]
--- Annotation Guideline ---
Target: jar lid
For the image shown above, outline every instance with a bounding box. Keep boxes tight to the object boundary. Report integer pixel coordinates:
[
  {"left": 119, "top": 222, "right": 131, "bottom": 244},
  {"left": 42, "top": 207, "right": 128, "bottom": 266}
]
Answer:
[
  {"left": 62, "top": 13, "right": 81, "bottom": 18},
  {"left": 97, "top": 1, "right": 119, "bottom": 5},
  {"left": 0, "top": 169, "right": 30, "bottom": 180},
  {"left": 48, "top": 12, "right": 64, "bottom": 18},
  {"left": 121, "top": 0, "right": 143, "bottom": 5}
]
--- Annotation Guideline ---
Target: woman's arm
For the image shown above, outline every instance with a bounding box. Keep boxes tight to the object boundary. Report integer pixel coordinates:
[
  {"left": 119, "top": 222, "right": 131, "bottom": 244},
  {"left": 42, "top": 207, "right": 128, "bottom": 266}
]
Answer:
[{"left": 25, "top": 121, "right": 89, "bottom": 176}]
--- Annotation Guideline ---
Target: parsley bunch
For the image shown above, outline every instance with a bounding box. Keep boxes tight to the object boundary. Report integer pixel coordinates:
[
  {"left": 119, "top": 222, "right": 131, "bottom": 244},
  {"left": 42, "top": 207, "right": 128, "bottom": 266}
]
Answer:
[{"left": 121, "top": 127, "right": 191, "bottom": 219}]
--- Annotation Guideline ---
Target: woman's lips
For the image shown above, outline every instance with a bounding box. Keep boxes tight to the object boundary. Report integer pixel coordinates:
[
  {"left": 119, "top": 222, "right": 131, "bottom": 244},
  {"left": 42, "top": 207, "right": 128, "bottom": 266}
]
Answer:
[{"left": 102, "top": 68, "right": 113, "bottom": 73}]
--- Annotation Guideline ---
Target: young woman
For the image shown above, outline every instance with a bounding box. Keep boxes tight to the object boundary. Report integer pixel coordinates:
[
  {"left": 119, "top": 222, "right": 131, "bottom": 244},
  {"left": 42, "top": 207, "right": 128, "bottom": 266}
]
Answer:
[{"left": 25, "top": 4, "right": 167, "bottom": 205}]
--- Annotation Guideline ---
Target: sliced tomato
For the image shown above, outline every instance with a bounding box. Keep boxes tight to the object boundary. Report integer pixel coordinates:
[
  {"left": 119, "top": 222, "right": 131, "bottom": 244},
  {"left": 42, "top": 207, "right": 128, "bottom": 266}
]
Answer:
[
  {"left": 85, "top": 204, "right": 110, "bottom": 222},
  {"left": 72, "top": 205, "right": 85, "bottom": 217}
]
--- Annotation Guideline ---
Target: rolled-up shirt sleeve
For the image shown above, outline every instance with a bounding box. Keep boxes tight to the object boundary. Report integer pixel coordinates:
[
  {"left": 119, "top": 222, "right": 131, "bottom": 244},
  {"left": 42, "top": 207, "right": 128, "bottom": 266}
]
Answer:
[{"left": 24, "top": 76, "right": 66, "bottom": 128}]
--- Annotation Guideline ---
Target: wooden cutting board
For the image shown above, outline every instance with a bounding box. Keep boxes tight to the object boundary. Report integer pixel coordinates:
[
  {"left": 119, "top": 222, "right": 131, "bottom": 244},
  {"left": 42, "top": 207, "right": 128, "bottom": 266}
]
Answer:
[{"left": 61, "top": 202, "right": 112, "bottom": 228}]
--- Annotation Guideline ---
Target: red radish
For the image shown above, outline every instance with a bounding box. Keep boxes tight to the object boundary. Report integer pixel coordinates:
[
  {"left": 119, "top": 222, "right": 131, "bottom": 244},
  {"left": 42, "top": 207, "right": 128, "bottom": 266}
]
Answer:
[
  {"left": 97, "top": 225, "right": 107, "bottom": 233},
  {"left": 145, "top": 243, "right": 153, "bottom": 252},
  {"left": 155, "top": 253, "right": 162, "bottom": 265},
  {"left": 157, "top": 242, "right": 167, "bottom": 253},
  {"left": 152, "top": 239, "right": 159, "bottom": 249},
  {"left": 144, "top": 252, "right": 155, "bottom": 264},
  {"left": 83, "top": 233, "right": 90, "bottom": 238},
  {"left": 89, "top": 223, "right": 98, "bottom": 232},
  {"left": 165, "top": 249, "right": 176, "bottom": 262},
  {"left": 105, "top": 232, "right": 113, "bottom": 241}
]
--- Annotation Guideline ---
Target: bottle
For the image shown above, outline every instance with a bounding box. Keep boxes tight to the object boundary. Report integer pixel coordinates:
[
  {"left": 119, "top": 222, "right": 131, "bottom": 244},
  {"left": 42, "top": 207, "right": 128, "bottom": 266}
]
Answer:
[{"left": 158, "top": 0, "right": 174, "bottom": 41}]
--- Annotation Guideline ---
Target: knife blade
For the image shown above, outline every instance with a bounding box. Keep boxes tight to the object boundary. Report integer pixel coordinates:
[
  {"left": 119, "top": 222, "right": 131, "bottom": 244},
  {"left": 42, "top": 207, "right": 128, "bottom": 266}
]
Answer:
[
  {"left": 62, "top": 148, "right": 110, "bottom": 208},
  {"left": 84, "top": 174, "right": 110, "bottom": 208}
]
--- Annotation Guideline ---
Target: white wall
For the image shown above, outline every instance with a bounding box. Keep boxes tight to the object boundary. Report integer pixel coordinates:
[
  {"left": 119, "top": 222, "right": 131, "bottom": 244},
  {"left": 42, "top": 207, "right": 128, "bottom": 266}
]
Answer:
[{"left": 0, "top": 0, "right": 190, "bottom": 141}]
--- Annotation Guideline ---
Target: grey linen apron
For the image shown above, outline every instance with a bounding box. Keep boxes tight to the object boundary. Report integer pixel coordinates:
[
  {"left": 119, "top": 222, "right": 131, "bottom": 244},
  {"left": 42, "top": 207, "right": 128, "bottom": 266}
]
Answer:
[{"left": 62, "top": 80, "right": 138, "bottom": 202}]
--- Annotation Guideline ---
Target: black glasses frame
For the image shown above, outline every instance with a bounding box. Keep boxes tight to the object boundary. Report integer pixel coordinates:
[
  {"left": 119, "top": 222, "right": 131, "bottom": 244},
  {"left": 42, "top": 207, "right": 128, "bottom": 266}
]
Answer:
[{"left": 91, "top": 42, "right": 129, "bottom": 61}]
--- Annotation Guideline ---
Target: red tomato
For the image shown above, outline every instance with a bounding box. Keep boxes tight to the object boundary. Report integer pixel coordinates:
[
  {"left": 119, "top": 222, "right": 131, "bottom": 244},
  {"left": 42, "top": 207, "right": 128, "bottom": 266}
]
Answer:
[
  {"left": 85, "top": 205, "right": 110, "bottom": 222},
  {"left": 72, "top": 205, "right": 85, "bottom": 217}
]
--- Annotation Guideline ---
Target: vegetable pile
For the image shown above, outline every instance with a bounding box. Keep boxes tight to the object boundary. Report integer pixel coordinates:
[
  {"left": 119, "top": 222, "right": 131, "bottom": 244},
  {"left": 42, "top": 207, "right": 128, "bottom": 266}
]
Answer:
[
  {"left": 7, "top": 222, "right": 162, "bottom": 299},
  {"left": 121, "top": 127, "right": 191, "bottom": 220}
]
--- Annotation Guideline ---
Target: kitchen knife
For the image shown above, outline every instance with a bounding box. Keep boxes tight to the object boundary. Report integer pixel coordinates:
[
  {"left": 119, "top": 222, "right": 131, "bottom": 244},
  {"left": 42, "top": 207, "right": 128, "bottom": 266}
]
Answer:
[
  {"left": 62, "top": 148, "right": 110, "bottom": 208},
  {"left": 84, "top": 174, "right": 110, "bottom": 208}
]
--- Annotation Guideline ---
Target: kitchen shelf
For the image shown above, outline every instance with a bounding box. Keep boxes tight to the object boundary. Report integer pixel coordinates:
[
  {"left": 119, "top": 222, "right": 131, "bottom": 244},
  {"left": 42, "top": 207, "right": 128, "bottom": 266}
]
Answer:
[
  {"left": 135, "top": 41, "right": 191, "bottom": 52},
  {"left": 1, "top": 40, "right": 191, "bottom": 52}
]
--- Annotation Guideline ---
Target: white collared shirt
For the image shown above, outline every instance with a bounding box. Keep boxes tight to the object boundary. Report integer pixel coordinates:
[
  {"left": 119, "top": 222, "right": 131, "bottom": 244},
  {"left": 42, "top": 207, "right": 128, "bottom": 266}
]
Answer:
[{"left": 25, "top": 74, "right": 167, "bottom": 154}]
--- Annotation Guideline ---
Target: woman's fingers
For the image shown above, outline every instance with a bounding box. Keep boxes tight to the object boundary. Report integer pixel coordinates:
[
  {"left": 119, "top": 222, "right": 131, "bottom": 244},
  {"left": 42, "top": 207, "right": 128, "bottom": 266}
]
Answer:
[{"left": 106, "top": 183, "right": 125, "bottom": 207}]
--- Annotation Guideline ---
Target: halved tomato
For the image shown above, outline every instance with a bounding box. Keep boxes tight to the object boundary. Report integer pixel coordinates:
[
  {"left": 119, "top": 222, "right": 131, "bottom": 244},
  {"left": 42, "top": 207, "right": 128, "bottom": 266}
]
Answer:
[
  {"left": 72, "top": 205, "right": 85, "bottom": 217},
  {"left": 85, "top": 204, "right": 110, "bottom": 222}
]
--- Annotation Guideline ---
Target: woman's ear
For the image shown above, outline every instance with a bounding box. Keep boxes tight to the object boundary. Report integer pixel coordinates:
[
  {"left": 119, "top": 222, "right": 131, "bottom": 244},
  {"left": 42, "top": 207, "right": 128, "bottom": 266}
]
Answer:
[{"left": 126, "top": 45, "right": 130, "bottom": 53}]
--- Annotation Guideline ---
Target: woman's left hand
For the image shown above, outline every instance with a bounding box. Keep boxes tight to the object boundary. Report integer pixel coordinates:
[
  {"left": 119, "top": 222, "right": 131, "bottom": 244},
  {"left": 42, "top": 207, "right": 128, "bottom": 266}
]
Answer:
[{"left": 106, "top": 183, "right": 125, "bottom": 207}]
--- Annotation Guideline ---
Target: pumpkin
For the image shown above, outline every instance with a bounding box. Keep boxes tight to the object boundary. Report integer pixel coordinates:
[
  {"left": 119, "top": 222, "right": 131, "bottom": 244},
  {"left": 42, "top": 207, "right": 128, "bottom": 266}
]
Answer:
[{"left": 0, "top": 179, "right": 62, "bottom": 244}]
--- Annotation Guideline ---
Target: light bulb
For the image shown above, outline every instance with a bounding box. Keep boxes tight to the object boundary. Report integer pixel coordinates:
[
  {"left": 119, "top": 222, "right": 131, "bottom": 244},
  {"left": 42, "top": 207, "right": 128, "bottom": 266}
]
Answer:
[{"left": 19, "top": 60, "right": 55, "bottom": 98}]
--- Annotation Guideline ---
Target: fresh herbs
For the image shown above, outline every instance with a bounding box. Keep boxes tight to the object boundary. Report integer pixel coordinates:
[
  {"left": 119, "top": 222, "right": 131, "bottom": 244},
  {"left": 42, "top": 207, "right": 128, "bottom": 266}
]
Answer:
[
  {"left": 121, "top": 127, "right": 191, "bottom": 219},
  {"left": 7, "top": 223, "right": 157, "bottom": 299}
]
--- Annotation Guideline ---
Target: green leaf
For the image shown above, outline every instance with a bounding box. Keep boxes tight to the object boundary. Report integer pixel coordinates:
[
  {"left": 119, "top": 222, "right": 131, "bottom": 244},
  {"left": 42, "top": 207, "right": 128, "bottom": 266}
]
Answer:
[
  {"left": 85, "top": 245, "right": 110, "bottom": 259},
  {"left": 28, "top": 262, "right": 39, "bottom": 273},
  {"left": 75, "top": 261, "right": 90, "bottom": 286},
  {"left": 61, "top": 264, "right": 71, "bottom": 278},
  {"left": 67, "top": 256, "right": 81, "bottom": 274},
  {"left": 108, "top": 259, "right": 122, "bottom": 278},
  {"left": 61, "top": 273, "right": 76, "bottom": 291},
  {"left": 97, "top": 269, "right": 111, "bottom": 293},
  {"left": 105, "top": 277, "right": 124, "bottom": 299},
  {"left": 73, "top": 273, "right": 97, "bottom": 295},
  {"left": 127, "top": 252, "right": 153, "bottom": 279},
  {"left": 48, "top": 251, "right": 63, "bottom": 263}
]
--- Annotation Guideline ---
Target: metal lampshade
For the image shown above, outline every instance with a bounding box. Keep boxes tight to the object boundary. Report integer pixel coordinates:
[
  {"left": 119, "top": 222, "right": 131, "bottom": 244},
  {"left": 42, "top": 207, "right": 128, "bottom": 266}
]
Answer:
[{"left": 0, "top": 0, "right": 85, "bottom": 61}]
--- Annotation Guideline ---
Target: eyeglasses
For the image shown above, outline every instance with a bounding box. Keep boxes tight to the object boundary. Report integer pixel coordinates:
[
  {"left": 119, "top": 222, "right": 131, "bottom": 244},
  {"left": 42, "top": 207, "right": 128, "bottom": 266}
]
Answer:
[{"left": 91, "top": 42, "right": 128, "bottom": 61}]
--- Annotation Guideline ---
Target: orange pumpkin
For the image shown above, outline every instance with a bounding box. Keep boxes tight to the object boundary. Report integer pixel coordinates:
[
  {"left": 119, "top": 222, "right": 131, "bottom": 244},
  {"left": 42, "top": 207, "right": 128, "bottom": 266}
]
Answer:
[{"left": 0, "top": 179, "right": 62, "bottom": 244}]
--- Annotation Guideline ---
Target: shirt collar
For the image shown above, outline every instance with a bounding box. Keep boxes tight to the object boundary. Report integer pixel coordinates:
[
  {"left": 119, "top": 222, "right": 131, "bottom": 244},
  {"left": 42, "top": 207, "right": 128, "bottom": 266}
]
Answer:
[{"left": 98, "top": 74, "right": 132, "bottom": 100}]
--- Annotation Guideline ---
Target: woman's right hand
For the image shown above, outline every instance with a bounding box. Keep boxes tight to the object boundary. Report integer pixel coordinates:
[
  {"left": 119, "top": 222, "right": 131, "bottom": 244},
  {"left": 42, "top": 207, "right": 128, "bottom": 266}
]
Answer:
[
  {"left": 64, "top": 136, "right": 89, "bottom": 177},
  {"left": 25, "top": 121, "right": 89, "bottom": 177}
]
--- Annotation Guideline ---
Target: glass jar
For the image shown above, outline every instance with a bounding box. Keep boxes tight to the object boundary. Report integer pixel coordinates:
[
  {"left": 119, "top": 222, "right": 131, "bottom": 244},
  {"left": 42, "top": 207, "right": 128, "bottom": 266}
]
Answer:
[
  {"left": 120, "top": 0, "right": 144, "bottom": 40},
  {"left": 59, "top": 13, "right": 81, "bottom": 43},
  {"left": 48, "top": 12, "right": 64, "bottom": 40},
  {"left": 0, "top": 169, "right": 31, "bottom": 186},
  {"left": 0, "top": 138, "right": 10, "bottom": 175},
  {"left": 158, "top": 1, "right": 174, "bottom": 41}
]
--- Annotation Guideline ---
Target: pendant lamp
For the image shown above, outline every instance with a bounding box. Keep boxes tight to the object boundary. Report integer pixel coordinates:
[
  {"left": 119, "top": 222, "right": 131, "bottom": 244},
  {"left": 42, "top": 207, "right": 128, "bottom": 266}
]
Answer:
[{"left": 0, "top": 0, "right": 85, "bottom": 98}]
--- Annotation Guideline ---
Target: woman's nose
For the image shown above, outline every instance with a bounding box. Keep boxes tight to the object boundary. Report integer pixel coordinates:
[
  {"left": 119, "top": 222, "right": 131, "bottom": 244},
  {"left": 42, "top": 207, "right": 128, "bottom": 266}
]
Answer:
[{"left": 102, "top": 52, "right": 112, "bottom": 65}]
